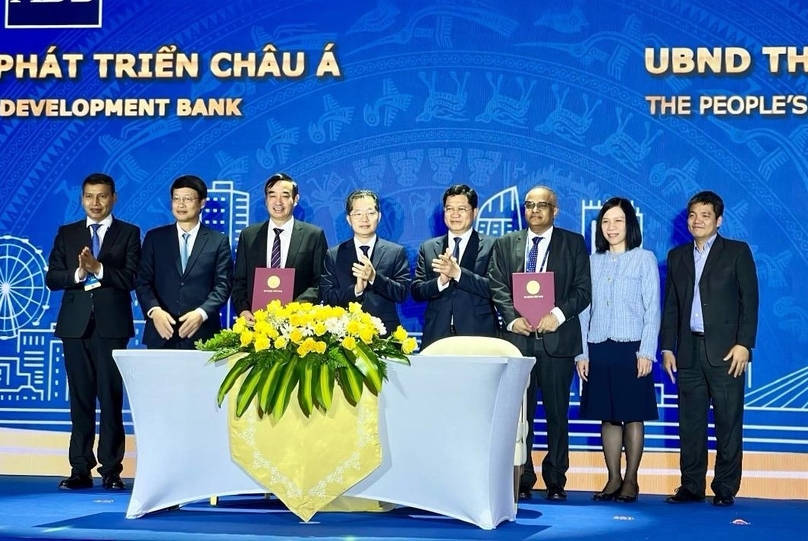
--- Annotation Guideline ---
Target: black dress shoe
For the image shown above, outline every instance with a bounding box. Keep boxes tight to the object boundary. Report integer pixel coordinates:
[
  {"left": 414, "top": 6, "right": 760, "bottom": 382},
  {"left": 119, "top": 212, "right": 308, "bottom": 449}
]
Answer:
[
  {"left": 518, "top": 483, "right": 533, "bottom": 500},
  {"left": 546, "top": 484, "right": 567, "bottom": 501},
  {"left": 59, "top": 474, "right": 93, "bottom": 490},
  {"left": 102, "top": 473, "right": 126, "bottom": 490},
  {"left": 713, "top": 495, "right": 735, "bottom": 506},
  {"left": 665, "top": 486, "right": 704, "bottom": 504}
]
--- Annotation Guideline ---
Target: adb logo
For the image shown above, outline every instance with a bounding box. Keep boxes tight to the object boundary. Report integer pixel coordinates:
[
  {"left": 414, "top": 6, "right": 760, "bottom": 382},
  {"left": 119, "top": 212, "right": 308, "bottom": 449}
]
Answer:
[{"left": 5, "top": 0, "right": 102, "bottom": 29}]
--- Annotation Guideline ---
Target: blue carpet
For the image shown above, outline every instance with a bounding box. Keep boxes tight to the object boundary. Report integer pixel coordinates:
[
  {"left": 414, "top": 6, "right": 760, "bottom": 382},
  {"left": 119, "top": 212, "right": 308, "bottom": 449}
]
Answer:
[{"left": 0, "top": 476, "right": 805, "bottom": 540}]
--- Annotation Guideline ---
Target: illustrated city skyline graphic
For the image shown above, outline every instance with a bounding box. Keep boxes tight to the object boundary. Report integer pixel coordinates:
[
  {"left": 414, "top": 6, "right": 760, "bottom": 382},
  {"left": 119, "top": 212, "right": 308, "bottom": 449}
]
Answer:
[{"left": 0, "top": 182, "right": 805, "bottom": 453}]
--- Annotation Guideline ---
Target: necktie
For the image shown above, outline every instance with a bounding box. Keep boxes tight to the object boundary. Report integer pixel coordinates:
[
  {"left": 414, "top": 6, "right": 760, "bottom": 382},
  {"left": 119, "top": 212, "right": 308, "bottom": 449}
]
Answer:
[
  {"left": 359, "top": 245, "right": 370, "bottom": 260},
  {"left": 526, "top": 236, "right": 541, "bottom": 273},
  {"left": 180, "top": 233, "right": 190, "bottom": 273},
  {"left": 452, "top": 236, "right": 461, "bottom": 261},
  {"left": 271, "top": 228, "right": 283, "bottom": 268},
  {"left": 90, "top": 223, "right": 101, "bottom": 258}
]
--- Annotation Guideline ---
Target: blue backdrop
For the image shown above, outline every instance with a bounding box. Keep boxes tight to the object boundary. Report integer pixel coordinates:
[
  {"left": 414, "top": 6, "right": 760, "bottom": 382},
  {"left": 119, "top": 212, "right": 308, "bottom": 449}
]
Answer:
[{"left": 0, "top": 0, "right": 806, "bottom": 455}]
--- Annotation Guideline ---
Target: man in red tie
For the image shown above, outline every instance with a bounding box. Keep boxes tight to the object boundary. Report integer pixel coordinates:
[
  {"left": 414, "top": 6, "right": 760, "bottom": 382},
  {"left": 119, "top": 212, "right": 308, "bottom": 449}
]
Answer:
[
  {"left": 231, "top": 173, "right": 327, "bottom": 323},
  {"left": 320, "top": 189, "right": 410, "bottom": 335}
]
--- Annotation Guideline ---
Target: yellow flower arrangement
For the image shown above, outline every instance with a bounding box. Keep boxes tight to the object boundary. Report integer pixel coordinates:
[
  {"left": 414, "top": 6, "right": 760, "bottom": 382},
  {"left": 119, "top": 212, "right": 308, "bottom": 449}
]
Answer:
[{"left": 196, "top": 300, "right": 416, "bottom": 420}]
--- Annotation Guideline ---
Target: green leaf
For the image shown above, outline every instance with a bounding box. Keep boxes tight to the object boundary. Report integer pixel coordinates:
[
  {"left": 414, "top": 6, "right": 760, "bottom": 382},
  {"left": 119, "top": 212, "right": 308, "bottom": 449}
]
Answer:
[
  {"left": 314, "top": 362, "right": 334, "bottom": 411},
  {"left": 297, "top": 360, "right": 316, "bottom": 417},
  {"left": 216, "top": 355, "right": 254, "bottom": 407},
  {"left": 338, "top": 363, "right": 364, "bottom": 406},
  {"left": 271, "top": 357, "right": 300, "bottom": 421},
  {"left": 258, "top": 360, "right": 285, "bottom": 416},
  {"left": 353, "top": 342, "right": 384, "bottom": 394},
  {"left": 235, "top": 365, "right": 266, "bottom": 418}
]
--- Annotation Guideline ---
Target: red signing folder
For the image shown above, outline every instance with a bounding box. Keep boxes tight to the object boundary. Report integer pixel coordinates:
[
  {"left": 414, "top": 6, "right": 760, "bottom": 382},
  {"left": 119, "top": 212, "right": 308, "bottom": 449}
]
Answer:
[
  {"left": 512, "top": 272, "right": 555, "bottom": 328},
  {"left": 252, "top": 267, "right": 295, "bottom": 308}
]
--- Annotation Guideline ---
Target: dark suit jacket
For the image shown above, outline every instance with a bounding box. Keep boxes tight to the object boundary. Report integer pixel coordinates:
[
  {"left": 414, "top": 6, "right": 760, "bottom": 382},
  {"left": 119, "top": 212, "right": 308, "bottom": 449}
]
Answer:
[
  {"left": 488, "top": 227, "right": 591, "bottom": 358},
  {"left": 232, "top": 219, "right": 327, "bottom": 313},
  {"left": 411, "top": 231, "right": 499, "bottom": 348},
  {"left": 135, "top": 224, "right": 233, "bottom": 348},
  {"left": 45, "top": 218, "right": 141, "bottom": 339},
  {"left": 321, "top": 238, "right": 410, "bottom": 335},
  {"left": 660, "top": 235, "right": 759, "bottom": 368}
]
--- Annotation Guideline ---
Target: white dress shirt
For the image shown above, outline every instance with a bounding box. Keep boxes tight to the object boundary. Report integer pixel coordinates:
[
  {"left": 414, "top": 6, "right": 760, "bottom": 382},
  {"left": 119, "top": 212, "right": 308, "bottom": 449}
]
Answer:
[
  {"left": 266, "top": 217, "right": 295, "bottom": 267},
  {"left": 75, "top": 214, "right": 114, "bottom": 283},
  {"left": 437, "top": 228, "right": 473, "bottom": 292}
]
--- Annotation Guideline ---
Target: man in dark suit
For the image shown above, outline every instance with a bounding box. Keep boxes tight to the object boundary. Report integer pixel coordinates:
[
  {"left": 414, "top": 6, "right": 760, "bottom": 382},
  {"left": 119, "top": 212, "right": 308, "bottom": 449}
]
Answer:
[
  {"left": 489, "top": 185, "right": 591, "bottom": 501},
  {"left": 411, "top": 184, "right": 498, "bottom": 349},
  {"left": 45, "top": 173, "right": 141, "bottom": 491},
  {"left": 135, "top": 175, "right": 233, "bottom": 349},
  {"left": 321, "top": 190, "right": 409, "bottom": 335},
  {"left": 232, "top": 172, "right": 327, "bottom": 322},
  {"left": 660, "top": 191, "right": 759, "bottom": 507}
]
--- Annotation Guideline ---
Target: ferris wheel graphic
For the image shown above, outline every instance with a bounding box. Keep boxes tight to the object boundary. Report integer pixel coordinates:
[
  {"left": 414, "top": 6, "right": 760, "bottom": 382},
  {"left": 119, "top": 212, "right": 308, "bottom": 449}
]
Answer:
[{"left": 0, "top": 235, "right": 50, "bottom": 340}]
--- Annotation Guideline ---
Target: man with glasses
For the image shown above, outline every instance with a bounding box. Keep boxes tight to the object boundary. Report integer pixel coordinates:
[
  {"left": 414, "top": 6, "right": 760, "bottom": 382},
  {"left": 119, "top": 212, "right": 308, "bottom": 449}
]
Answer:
[
  {"left": 232, "top": 172, "right": 327, "bottom": 322},
  {"left": 320, "top": 189, "right": 410, "bottom": 335},
  {"left": 411, "top": 184, "right": 499, "bottom": 348},
  {"left": 45, "top": 173, "right": 140, "bottom": 491},
  {"left": 135, "top": 175, "right": 233, "bottom": 349},
  {"left": 489, "top": 185, "right": 591, "bottom": 501}
]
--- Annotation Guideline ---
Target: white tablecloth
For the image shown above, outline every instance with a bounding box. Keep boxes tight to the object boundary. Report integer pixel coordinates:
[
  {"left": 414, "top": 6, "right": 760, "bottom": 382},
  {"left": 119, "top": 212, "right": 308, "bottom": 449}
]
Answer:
[{"left": 113, "top": 350, "right": 534, "bottom": 529}]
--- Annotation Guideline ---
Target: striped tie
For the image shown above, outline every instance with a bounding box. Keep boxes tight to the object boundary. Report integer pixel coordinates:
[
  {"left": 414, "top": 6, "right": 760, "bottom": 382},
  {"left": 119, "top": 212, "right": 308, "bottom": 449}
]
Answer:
[{"left": 270, "top": 228, "right": 283, "bottom": 268}]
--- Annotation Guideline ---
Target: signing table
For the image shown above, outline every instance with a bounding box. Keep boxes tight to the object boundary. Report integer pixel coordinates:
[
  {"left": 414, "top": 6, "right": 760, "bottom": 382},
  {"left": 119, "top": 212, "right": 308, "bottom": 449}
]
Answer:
[{"left": 113, "top": 350, "right": 534, "bottom": 529}]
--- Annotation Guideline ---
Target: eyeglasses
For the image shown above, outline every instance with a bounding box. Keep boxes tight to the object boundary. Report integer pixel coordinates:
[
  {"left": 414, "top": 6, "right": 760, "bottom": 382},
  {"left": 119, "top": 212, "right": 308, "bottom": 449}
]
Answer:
[
  {"left": 172, "top": 196, "right": 199, "bottom": 204},
  {"left": 349, "top": 210, "right": 379, "bottom": 219},
  {"left": 524, "top": 201, "right": 555, "bottom": 211},
  {"left": 444, "top": 206, "right": 472, "bottom": 214}
]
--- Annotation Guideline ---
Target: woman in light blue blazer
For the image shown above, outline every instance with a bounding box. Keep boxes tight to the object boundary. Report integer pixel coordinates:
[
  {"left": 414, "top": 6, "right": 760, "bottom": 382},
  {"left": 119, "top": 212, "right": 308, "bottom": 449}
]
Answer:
[{"left": 577, "top": 197, "right": 660, "bottom": 503}]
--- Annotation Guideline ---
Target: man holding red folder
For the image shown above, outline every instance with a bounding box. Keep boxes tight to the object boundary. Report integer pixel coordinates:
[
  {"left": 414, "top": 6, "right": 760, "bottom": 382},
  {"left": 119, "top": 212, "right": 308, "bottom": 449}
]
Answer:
[
  {"left": 489, "top": 186, "right": 591, "bottom": 501},
  {"left": 232, "top": 173, "right": 327, "bottom": 322}
]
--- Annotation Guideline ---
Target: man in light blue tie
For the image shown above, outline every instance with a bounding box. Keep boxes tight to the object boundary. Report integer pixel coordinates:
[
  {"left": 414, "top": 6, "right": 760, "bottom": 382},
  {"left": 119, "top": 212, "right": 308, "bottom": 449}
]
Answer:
[
  {"left": 489, "top": 185, "right": 591, "bottom": 501},
  {"left": 135, "top": 175, "right": 233, "bottom": 349},
  {"left": 45, "top": 173, "right": 141, "bottom": 491},
  {"left": 411, "top": 184, "right": 499, "bottom": 349}
]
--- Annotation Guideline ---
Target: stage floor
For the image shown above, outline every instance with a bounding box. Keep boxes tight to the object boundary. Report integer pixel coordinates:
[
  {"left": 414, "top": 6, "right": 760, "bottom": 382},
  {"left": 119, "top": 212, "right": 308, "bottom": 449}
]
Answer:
[{"left": 0, "top": 475, "right": 804, "bottom": 541}]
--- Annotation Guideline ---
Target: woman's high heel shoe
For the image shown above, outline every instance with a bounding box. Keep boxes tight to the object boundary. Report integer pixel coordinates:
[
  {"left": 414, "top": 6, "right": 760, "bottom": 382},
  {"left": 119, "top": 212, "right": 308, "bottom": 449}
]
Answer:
[
  {"left": 592, "top": 485, "right": 622, "bottom": 501},
  {"left": 616, "top": 483, "right": 639, "bottom": 503}
]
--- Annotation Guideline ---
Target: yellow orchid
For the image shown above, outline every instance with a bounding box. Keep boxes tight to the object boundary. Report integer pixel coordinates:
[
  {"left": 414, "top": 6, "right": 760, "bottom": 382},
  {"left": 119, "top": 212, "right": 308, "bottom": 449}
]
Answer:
[
  {"left": 239, "top": 329, "right": 254, "bottom": 347},
  {"left": 253, "top": 332, "right": 270, "bottom": 352},
  {"left": 402, "top": 337, "right": 417, "bottom": 355},
  {"left": 341, "top": 336, "right": 357, "bottom": 350},
  {"left": 392, "top": 326, "right": 408, "bottom": 341}
]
